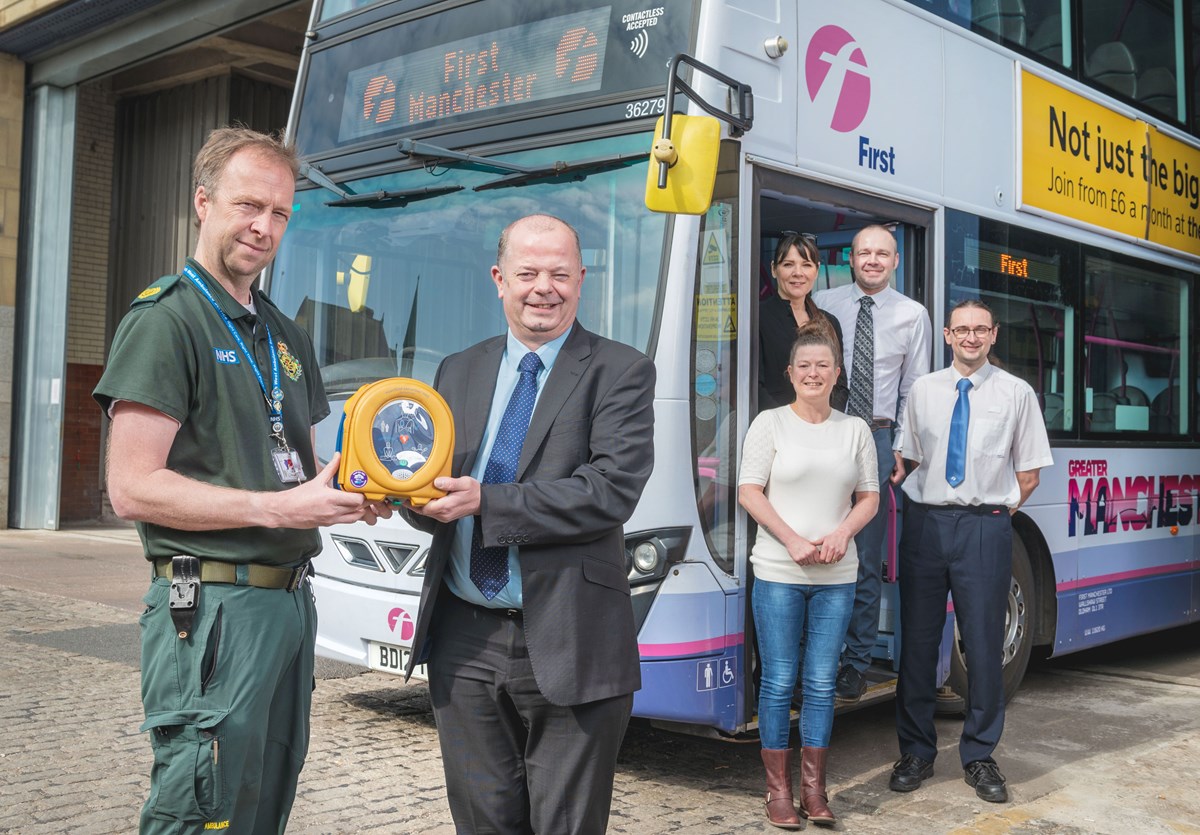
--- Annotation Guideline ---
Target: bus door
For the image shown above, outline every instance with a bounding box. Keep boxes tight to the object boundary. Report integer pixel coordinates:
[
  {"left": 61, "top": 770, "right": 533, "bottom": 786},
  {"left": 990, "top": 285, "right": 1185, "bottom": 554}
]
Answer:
[{"left": 748, "top": 169, "right": 934, "bottom": 703}]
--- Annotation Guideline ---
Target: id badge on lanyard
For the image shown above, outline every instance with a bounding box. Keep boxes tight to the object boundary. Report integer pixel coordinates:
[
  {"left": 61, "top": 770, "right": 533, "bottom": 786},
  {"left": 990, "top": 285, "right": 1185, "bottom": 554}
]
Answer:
[{"left": 183, "top": 265, "right": 307, "bottom": 484}]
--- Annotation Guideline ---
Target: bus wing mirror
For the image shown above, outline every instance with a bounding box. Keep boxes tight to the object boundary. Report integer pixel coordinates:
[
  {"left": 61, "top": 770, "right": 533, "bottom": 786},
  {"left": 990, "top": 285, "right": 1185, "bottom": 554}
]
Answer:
[
  {"left": 644, "top": 114, "right": 721, "bottom": 215},
  {"left": 643, "top": 54, "right": 752, "bottom": 215}
]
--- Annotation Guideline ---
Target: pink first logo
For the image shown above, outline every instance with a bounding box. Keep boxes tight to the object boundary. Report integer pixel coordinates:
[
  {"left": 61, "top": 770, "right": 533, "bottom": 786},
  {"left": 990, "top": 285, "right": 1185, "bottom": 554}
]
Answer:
[
  {"left": 805, "top": 25, "right": 871, "bottom": 133},
  {"left": 387, "top": 607, "right": 415, "bottom": 642}
]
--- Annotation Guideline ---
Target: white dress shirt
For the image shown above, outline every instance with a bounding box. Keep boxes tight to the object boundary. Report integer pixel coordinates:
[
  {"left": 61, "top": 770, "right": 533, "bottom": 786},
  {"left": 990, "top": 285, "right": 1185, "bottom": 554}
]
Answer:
[
  {"left": 814, "top": 283, "right": 931, "bottom": 449},
  {"left": 899, "top": 362, "right": 1054, "bottom": 508}
]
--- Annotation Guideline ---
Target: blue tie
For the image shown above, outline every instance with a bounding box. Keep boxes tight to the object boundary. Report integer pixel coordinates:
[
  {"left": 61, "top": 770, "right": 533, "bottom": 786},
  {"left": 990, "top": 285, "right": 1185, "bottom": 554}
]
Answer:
[
  {"left": 470, "top": 351, "right": 543, "bottom": 599},
  {"left": 946, "top": 377, "right": 972, "bottom": 487}
]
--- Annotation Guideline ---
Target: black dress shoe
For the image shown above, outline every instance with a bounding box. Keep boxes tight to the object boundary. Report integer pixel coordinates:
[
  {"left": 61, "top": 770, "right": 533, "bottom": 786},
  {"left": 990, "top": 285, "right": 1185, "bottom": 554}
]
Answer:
[
  {"left": 834, "top": 664, "right": 867, "bottom": 701},
  {"left": 889, "top": 753, "right": 934, "bottom": 792},
  {"left": 964, "top": 760, "right": 1008, "bottom": 802}
]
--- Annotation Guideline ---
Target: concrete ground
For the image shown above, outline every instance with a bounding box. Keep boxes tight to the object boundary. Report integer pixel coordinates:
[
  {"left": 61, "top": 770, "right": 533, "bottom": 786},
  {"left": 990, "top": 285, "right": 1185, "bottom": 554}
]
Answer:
[{"left": 0, "top": 525, "right": 1198, "bottom": 833}]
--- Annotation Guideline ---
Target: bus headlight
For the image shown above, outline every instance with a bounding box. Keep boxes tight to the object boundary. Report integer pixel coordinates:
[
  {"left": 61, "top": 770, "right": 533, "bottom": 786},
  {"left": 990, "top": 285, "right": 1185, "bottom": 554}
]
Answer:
[
  {"left": 624, "top": 528, "right": 690, "bottom": 586},
  {"left": 632, "top": 541, "right": 660, "bottom": 574}
]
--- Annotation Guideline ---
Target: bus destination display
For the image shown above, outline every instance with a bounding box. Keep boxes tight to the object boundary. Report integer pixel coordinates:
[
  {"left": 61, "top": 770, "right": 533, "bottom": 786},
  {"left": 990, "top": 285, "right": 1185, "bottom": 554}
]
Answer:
[{"left": 339, "top": 8, "right": 611, "bottom": 142}]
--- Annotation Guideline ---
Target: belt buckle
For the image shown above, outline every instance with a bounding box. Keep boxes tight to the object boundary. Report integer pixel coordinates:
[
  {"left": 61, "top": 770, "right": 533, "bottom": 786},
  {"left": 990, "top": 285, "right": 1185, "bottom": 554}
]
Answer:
[{"left": 286, "top": 561, "right": 311, "bottom": 592}]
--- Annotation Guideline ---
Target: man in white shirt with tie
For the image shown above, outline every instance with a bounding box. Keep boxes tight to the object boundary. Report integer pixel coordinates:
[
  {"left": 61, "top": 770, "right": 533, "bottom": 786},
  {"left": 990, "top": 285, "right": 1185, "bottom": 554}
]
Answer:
[
  {"left": 889, "top": 299, "right": 1052, "bottom": 803},
  {"left": 813, "top": 224, "right": 931, "bottom": 702}
]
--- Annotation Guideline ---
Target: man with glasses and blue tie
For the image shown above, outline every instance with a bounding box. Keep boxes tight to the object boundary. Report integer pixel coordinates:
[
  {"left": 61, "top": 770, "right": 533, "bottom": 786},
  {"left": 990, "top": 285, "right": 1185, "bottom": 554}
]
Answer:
[
  {"left": 400, "top": 214, "right": 656, "bottom": 834},
  {"left": 889, "top": 299, "right": 1052, "bottom": 803}
]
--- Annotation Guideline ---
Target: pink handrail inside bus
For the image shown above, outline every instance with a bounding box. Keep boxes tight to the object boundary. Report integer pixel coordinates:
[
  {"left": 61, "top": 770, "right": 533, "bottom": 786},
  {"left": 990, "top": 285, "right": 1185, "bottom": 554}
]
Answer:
[
  {"left": 1084, "top": 334, "right": 1180, "bottom": 356},
  {"left": 886, "top": 483, "right": 898, "bottom": 583}
]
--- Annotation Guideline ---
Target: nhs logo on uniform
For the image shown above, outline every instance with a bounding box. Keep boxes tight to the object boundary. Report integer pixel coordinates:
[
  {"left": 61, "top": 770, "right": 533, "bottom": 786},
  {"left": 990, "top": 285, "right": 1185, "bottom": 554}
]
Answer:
[{"left": 213, "top": 348, "right": 240, "bottom": 364}]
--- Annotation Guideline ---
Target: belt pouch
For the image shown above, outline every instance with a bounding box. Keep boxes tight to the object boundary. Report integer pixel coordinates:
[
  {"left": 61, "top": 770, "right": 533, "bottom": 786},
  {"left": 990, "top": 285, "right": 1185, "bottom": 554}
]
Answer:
[{"left": 168, "top": 556, "right": 201, "bottom": 639}]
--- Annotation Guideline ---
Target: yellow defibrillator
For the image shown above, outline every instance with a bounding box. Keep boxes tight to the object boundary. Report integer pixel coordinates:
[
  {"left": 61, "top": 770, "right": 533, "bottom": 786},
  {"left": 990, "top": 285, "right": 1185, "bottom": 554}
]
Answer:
[{"left": 336, "top": 377, "right": 454, "bottom": 506}]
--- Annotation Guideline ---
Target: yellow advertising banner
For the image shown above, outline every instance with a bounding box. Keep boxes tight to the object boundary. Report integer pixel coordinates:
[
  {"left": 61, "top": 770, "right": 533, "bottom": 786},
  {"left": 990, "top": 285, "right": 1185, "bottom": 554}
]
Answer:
[
  {"left": 1020, "top": 70, "right": 1200, "bottom": 258},
  {"left": 1147, "top": 127, "right": 1200, "bottom": 253}
]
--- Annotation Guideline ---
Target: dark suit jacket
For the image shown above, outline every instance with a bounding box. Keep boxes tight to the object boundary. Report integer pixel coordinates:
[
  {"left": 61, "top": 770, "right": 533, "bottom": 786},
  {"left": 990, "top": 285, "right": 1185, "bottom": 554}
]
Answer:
[
  {"left": 758, "top": 295, "right": 849, "bottom": 412},
  {"left": 403, "top": 323, "right": 656, "bottom": 706}
]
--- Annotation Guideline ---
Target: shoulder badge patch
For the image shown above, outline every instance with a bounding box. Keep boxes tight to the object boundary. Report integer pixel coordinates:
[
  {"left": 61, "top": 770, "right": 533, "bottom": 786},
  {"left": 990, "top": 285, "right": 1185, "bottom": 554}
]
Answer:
[
  {"left": 277, "top": 340, "right": 303, "bottom": 381},
  {"left": 130, "top": 273, "right": 181, "bottom": 307}
]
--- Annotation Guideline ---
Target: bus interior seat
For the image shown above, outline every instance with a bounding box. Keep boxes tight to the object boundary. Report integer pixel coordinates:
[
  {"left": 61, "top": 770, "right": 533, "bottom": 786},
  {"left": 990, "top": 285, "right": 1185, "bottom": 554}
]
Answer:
[
  {"left": 1088, "top": 391, "right": 1118, "bottom": 431},
  {"left": 1150, "top": 387, "right": 1179, "bottom": 433},
  {"left": 1137, "top": 67, "right": 1176, "bottom": 115},
  {"left": 1028, "top": 13, "right": 1062, "bottom": 64},
  {"left": 1087, "top": 42, "right": 1138, "bottom": 98},
  {"left": 1111, "top": 385, "right": 1149, "bottom": 407},
  {"left": 1042, "top": 392, "right": 1064, "bottom": 430},
  {"left": 972, "top": 0, "right": 1026, "bottom": 45}
]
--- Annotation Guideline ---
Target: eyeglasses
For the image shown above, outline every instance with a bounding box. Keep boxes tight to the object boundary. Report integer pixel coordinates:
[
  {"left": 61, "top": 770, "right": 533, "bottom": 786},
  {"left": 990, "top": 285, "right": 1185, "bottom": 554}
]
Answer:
[
  {"left": 781, "top": 230, "right": 818, "bottom": 242},
  {"left": 948, "top": 325, "right": 995, "bottom": 339}
]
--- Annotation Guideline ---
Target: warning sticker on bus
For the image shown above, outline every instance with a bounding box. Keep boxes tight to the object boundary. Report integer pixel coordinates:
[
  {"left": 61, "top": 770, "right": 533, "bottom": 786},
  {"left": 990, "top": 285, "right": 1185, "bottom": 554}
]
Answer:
[{"left": 696, "top": 293, "right": 736, "bottom": 341}]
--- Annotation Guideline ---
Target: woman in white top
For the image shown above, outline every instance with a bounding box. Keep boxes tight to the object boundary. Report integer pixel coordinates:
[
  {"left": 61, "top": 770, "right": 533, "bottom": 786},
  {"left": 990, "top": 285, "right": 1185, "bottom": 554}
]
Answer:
[{"left": 739, "top": 323, "right": 879, "bottom": 829}]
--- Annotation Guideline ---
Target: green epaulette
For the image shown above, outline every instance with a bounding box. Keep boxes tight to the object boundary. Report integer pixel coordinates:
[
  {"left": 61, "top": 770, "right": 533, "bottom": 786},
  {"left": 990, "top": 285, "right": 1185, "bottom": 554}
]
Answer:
[{"left": 130, "top": 273, "right": 183, "bottom": 306}]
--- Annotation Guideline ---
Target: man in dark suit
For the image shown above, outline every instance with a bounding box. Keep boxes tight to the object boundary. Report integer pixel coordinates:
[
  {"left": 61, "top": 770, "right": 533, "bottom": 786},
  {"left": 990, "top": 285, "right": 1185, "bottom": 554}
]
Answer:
[{"left": 402, "top": 214, "right": 656, "bottom": 834}]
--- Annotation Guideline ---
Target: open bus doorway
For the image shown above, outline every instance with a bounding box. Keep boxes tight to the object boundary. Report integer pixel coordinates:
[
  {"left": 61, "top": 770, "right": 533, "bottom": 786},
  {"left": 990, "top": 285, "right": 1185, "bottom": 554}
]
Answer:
[{"left": 745, "top": 179, "right": 935, "bottom": 722}]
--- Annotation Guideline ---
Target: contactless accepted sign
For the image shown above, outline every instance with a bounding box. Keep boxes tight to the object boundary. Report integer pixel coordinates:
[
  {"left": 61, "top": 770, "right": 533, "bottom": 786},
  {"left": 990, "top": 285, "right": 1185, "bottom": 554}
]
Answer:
[{"left": 1020, "top": 70, "right": 1200, "bottom": 257}]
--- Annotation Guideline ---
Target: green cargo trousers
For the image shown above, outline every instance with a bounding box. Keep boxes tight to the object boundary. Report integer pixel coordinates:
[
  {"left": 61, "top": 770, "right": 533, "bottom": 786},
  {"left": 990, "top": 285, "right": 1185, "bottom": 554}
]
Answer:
[{"left": 137, "top": 571, "right": 316, "bottom": 835}]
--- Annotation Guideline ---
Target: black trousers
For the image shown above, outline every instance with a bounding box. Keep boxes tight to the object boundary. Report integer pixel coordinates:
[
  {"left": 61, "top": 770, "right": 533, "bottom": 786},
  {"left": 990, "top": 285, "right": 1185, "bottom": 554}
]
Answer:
[
  {"left": 895, "top": 501, "right": 1012, "bottom": 767},
  {"left": 428, "top": 590, "right": 633, "bottom": 835}
]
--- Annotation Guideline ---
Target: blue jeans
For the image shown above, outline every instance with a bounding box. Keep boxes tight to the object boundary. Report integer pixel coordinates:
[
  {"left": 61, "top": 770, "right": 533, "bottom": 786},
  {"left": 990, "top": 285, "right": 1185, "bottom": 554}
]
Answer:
[
  {"left": 843, "top": 425, "right": 895, "bottom": 671},
  {"left": 754, "top": 579, "right": 855, "bottom": 749}
]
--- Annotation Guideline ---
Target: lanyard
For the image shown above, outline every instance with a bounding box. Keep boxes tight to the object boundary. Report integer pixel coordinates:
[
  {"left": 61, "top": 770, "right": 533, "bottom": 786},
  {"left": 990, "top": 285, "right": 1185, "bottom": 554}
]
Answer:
[{"left": 182, "top": 264, "right": 286, "bottom": 441}]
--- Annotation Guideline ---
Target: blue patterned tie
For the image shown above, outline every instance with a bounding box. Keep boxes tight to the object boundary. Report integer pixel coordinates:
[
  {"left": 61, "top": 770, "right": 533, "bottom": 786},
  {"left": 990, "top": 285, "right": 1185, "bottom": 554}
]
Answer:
[
  {"left": 946, "top": 378, "right": 973, "bottom": 487},
  {"left": 848, "top": 295, "right": 875, "bottom": 421},
  {"left": 470, "top": 351, "right": 543, "bottom": 599}
]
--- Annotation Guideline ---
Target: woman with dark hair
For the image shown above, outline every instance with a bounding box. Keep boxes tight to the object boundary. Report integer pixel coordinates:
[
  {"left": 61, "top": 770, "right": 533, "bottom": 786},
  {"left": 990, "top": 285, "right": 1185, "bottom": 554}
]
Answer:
[
  {"left": 759, "top": 233, "right": 849, "bottom": 412},
  {"left": 740, "top": 324, "right": 879, "bottom": 828}
]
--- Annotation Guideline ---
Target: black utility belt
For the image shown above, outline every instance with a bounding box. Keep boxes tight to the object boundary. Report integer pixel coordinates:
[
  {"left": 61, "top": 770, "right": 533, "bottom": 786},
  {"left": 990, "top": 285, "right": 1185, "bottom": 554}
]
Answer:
[{"left": 156, "top": 556, "right": 310, "bottom": 640}]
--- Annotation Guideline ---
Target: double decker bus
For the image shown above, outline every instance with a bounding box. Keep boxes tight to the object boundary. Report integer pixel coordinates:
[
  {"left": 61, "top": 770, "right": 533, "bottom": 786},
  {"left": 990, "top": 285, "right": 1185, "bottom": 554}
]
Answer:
[{"left": 266, "top": 0, "right": 1200, "bottom": 735}]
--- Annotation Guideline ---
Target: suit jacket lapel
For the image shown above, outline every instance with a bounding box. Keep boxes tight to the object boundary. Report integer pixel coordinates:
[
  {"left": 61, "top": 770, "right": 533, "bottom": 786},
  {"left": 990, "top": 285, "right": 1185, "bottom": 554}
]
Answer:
[
  {"left": 458, "top": 337, "right": 505, "bottom": 477},
  {"left": 516, "top": 324, "right": 591, "bottom": 480}
]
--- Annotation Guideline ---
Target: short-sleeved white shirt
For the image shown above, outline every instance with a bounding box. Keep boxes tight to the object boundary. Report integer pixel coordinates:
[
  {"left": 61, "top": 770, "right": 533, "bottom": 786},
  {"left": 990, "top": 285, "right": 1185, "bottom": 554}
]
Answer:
[
  {"left": 899, "top": 363, "right": 1054, "bottom": 508},
  {"left": 739, "top": 407, "right": 879, "bottom": 585}
]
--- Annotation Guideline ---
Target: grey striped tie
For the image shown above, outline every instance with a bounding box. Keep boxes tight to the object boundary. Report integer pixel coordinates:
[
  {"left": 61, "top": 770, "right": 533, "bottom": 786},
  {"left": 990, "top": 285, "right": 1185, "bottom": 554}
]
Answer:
[{"left": 848, "top": 295, "right": 875, "bottom": 421}]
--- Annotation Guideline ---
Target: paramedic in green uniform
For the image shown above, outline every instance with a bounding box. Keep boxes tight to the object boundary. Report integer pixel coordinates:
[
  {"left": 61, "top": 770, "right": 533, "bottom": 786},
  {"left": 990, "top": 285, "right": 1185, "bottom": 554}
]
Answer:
[{"left": 94, "top": 127, "right": 389, "bottom": 835}]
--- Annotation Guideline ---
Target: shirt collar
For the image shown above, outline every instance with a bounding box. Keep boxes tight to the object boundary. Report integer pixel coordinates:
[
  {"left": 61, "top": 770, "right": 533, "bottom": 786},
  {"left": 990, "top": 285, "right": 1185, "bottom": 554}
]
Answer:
[
  {"left": 956, "top": 361, "right": 996, "bottom": 387},
  {"left": 850, "top": 282, "right": 895, "bottom": 307},
  {"left": 185, "top": 258, "right": 259, "bottom": 321},
  {"left": 504, "top": 324, "right": 573, "bottom": 374}
]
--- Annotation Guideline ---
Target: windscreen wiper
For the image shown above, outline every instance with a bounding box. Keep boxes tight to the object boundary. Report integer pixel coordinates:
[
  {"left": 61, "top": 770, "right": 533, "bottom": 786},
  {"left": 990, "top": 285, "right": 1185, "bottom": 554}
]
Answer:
[
  {"left": 300, "top": 161, "right": 353, "bottom": 200},
  {"left": 472, "top": 152, "right": 650, "bottom": 191},
  {"left": 325, "top": 184, "right": 464, "bottom": 208},
  {"left": 397, "top": 139, "right": 534, "bottom": 175}
]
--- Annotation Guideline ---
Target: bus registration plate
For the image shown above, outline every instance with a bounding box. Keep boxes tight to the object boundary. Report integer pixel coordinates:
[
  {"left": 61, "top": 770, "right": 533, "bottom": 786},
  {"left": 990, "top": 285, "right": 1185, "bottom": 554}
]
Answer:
[{"left": 367, "top": 640, "right": 411, "bottom": 675}]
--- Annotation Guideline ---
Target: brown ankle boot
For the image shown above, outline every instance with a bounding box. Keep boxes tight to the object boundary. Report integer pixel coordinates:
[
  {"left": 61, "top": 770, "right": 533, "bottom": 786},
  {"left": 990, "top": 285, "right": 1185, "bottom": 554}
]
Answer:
[
  {"left": 799, "top": 746, "right": 835, "bottom": 825},
  {"left": 760, "top": 748, "right": 802, "bottom": 829}
]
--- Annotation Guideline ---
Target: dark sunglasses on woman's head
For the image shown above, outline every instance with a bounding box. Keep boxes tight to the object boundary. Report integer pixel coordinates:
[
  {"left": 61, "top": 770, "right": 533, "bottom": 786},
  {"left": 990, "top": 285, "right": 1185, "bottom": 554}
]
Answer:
[{"left": 780, "top": 230, "right": 818, "bottom": 242}]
